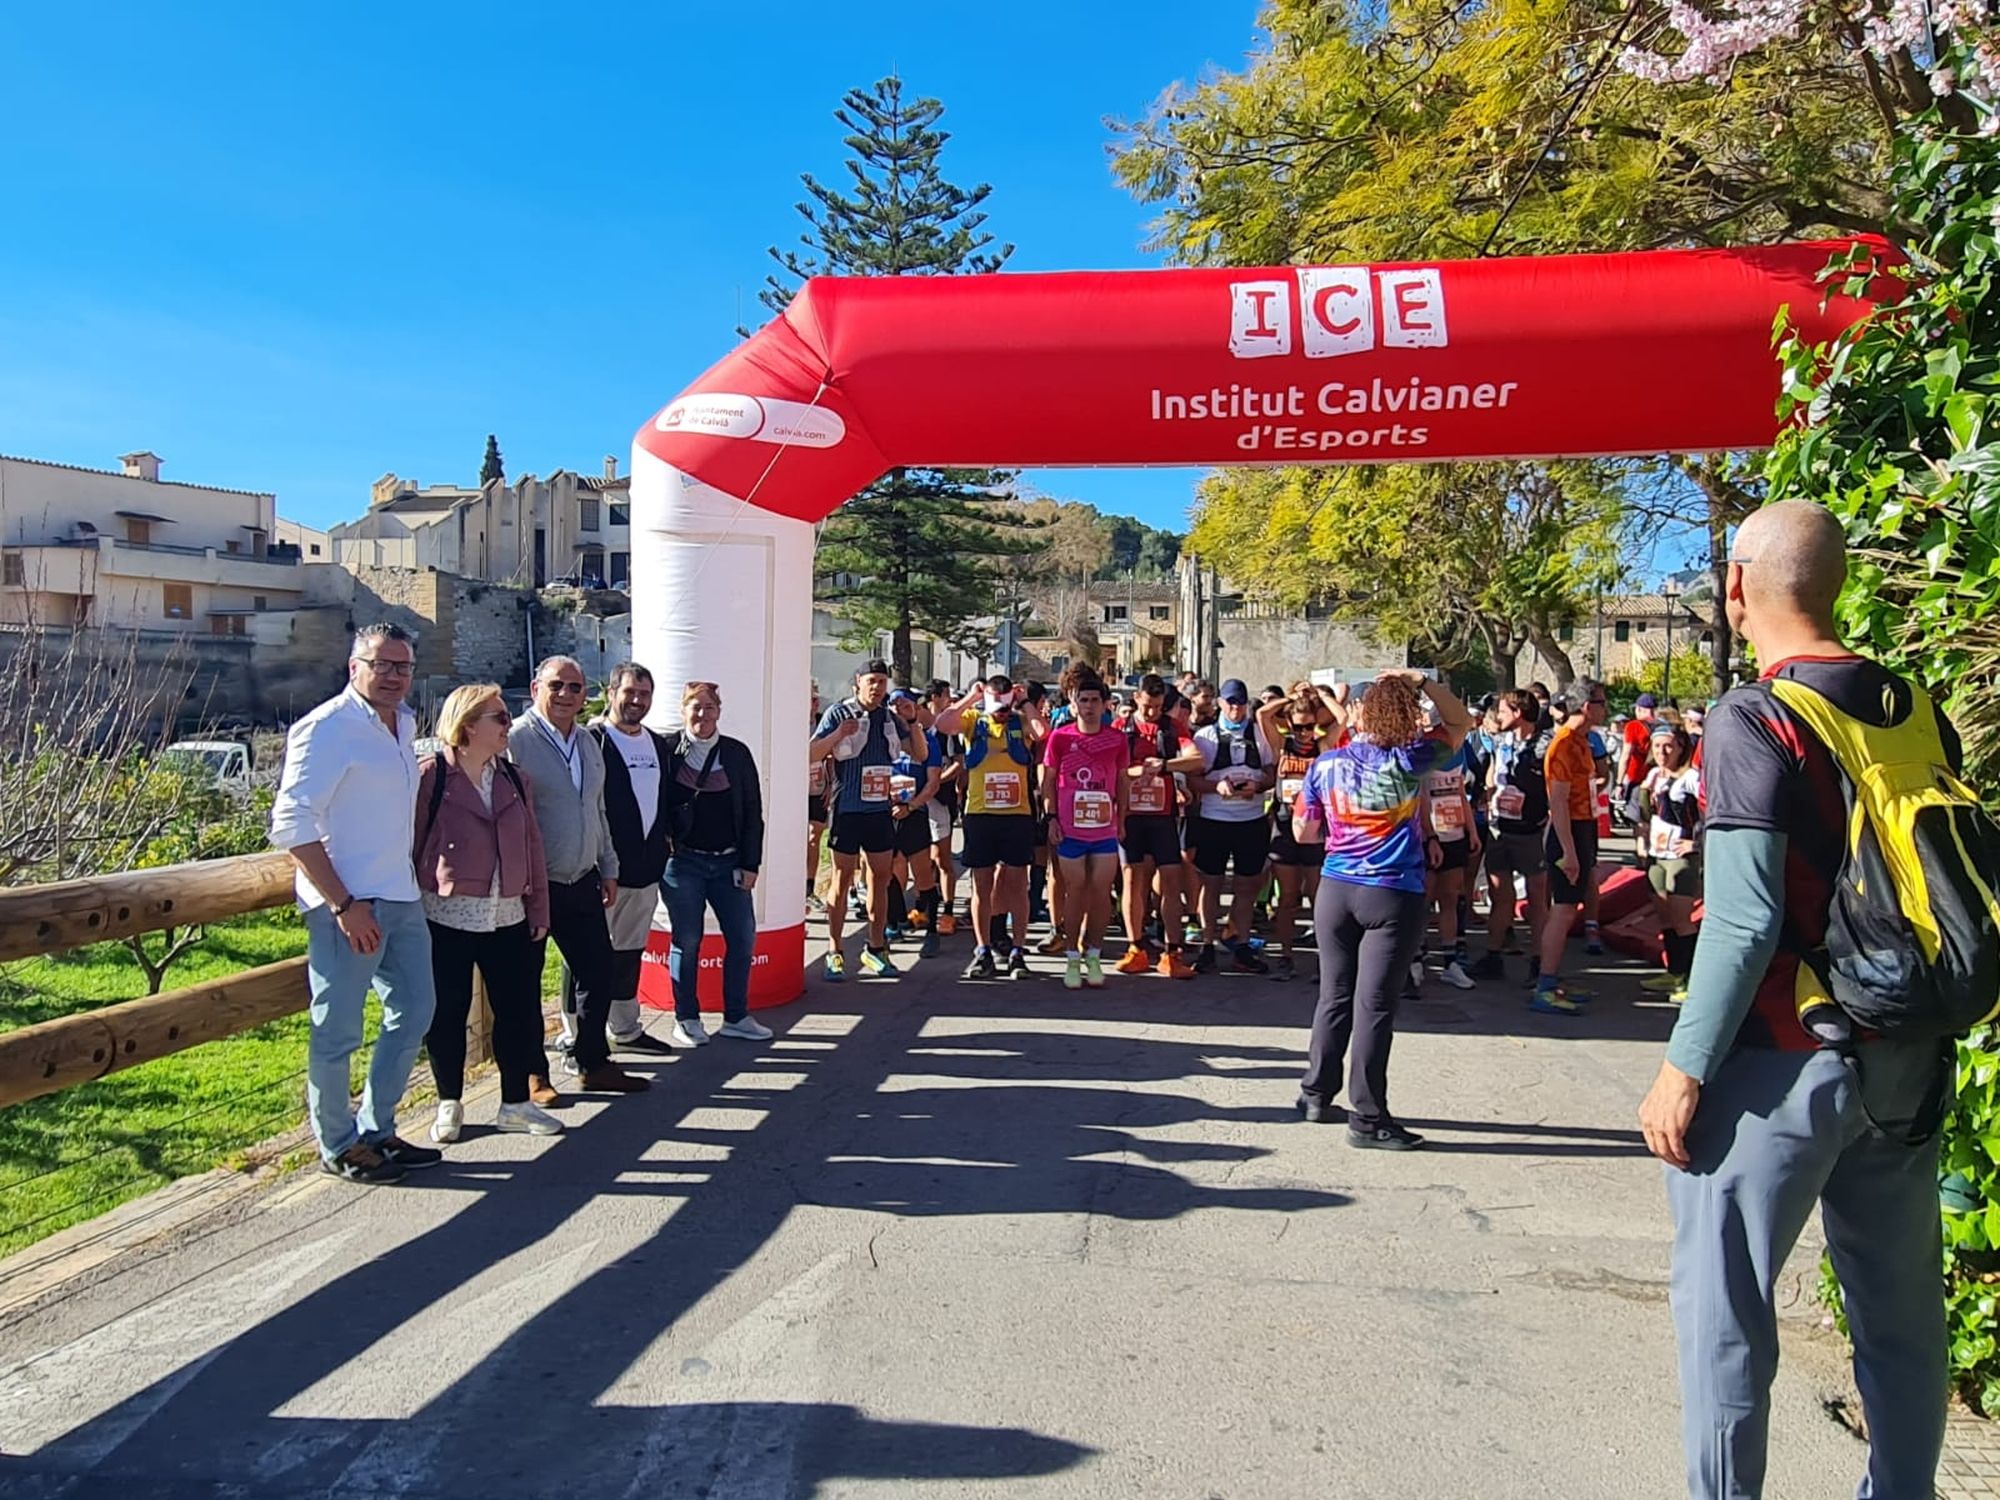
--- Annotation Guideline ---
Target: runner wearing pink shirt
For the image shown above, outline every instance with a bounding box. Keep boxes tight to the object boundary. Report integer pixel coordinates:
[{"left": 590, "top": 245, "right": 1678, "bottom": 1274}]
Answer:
[{"left": 1041, "top": 666, "right": 1131, "bottom": 990}]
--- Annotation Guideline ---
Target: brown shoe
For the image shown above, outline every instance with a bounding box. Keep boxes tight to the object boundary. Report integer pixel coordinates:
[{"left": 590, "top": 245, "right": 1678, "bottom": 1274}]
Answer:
[
  {"left": 580, "top": 1064, "right": 651, "bottom": 1093},
  {"left": 528, "top": 1074, "right": 563, "bottom": 1109}
]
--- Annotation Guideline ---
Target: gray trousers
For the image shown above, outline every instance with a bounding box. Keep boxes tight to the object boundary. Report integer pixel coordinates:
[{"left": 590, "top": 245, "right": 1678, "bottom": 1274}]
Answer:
[{"left": 1667, "top": 1042, "right": 1948, "bottom": 1500}]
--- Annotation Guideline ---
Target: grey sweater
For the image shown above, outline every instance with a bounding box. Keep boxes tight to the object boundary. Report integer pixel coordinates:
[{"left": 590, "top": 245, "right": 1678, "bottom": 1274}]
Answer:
[{"left": 507, "top": 709, "right": 619, "bottom": 886}]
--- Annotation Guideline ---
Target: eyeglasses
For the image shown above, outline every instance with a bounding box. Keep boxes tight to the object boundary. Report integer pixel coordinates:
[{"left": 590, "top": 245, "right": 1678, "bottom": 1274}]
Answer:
[
  {"left": 541, "top": 680, "right": 586, "bottom": 696},
  {"left": 359, "top": 658, "right": 415, "bottom": 676},
  {"left": 478, "top": 709, "right": 511, "bottom": 725}
]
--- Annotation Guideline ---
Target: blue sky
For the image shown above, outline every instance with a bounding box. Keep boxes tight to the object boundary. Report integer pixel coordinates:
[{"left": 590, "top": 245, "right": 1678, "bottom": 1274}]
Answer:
[{"left": 0, "top": 3, "right": 1263, "bottom": 536}]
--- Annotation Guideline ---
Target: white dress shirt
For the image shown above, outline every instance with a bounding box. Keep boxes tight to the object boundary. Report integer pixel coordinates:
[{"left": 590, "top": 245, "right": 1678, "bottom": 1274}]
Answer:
[{"left": 269, "top": 685, "right": 422, "bottom": 909}]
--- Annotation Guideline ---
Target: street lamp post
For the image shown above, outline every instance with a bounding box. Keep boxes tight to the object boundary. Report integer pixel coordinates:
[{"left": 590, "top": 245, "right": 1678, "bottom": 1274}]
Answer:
[{"left": 1662, "top": 578, "right": 1683, "bottom": 703}]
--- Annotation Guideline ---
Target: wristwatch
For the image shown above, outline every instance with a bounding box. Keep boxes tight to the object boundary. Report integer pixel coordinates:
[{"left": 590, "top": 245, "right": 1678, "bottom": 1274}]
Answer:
[{"left": 331, "top": 897, "right": 354, "bottom": 916}]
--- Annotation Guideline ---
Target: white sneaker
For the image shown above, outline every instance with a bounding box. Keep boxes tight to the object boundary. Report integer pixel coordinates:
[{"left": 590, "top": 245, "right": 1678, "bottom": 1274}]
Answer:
[
  {"left": 430, "top": 1100, "right": 463, "bottom": 1144},
  {"left": 559, "top": 1054, "right": 581, "bottom": 1078},
  {"left": 717, "top": 1016, "right": 774, "bottom": 1041},
  {"left": 1409, "top": 958, "right": 1426, "bottom": 989},
  {"left": 1442, "top": 959, "right": 1477, "bottom": 990},
  {"left": 495, "top": 1100, "right": 564, "bottom": 1136},
  {"left": 671, "top": 1018, "right": 710, "bottom": 1048}
]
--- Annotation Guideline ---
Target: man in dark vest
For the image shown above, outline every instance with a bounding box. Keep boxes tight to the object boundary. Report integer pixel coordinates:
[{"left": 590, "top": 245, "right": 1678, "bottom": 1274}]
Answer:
[{"left": 591, "top": 662, "right": 676, "bottom": 1053}]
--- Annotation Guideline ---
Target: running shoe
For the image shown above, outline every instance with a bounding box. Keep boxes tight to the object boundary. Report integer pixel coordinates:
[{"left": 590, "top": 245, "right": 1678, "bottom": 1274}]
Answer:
[
  {"left": 1063, "top": 955, "right": 1084, "bottom": 991},
  {"left": 1037, "top": 933, "right": 1070, "bottom": 957},
  {"left": 1640, "top": 971, "right": 1685, "bottom": 994},
  {"left": 1115, "top": 947, "right": 1154, "bottom": 976},
  {"left": 1193, "top": 943, "right": 1218, "bottom": 973},
  {"left": 1083, "top": 953, "right": 1105, "bottom": 989},
  {"left": 937, "top": 913, "right": 958, "bottom": 936},
  {"left": 1232, "top": 944, "right": 1270, "bottom": 975},
  {"left": 919, "top": 928, "right": 941, "bottom": 959},
  {"left": 860, "top": 947, "right": 899, "bottom": 978},
  {"left": 1267, "top": 955, "right": 1296, "bottom": 982},
  {"left": 1468, "top": 952, "right": 1506, "bottom": 981},
  {"left": 1529, "top": 986, "right": 1585, "bottom": 1016},
  {"left": 885, "top": 924, "right": 905, "bottom": 945},
  {"left": 1007, "top": 948, "right": 1032, "bottom": 979},
  {"left": 1348, "top": 1122, "right": 1426, "bottom": 1151},
  {"left": 824, "top": 950, "right": 846, "bottom": 983},
  {"left": 717, "top": 1016, "right": 775, "bottom": 1041},
  {"left": 1584, "top": 921, "right": 1604, "bottom": 956},
  {"left": 1441, "top": 959, "right": 1477, "bottom": 991},
  {"left": 963, "top": 947, "right": 998, "bottom": 980},
  {"left": 1157, "top": 949, "right": 1197, "bottom": 980}
]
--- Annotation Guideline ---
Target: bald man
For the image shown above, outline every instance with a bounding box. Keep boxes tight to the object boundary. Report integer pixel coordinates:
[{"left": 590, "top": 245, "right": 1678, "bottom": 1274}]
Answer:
[{"left": 1638, "top": 501, "right": 1954, "bottom": 1499}]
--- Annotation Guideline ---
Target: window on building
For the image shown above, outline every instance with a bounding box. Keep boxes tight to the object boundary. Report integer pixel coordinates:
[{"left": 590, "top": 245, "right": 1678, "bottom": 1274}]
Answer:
[
  {"left": 1614, "top": 620, "right": 1631, "bottom": 643},
  {"left": 580, "top": 499, "right": 601, "bottom": 532},
  {"left": 1050, "top": 654, "right": 1070, "bottom": 672},
  {"left": 1104, "top": 604, "right": 1128, "bottom": 622},
  {"left": 253, "top": 596, "right": 268, "bottom": 611},
  {"left": 225, "top": 539, "right": 241, "bottom": 554},
  {"left": 211, "top": 614, "right": 245, "bottom": 637},
  {"left": 2, "top": 553, "right": 21, "bottom": 587},
  {"left": 1149, "top": 604, "right": 1170, "bottom": 621},
  {"left": 163, "top": 584, "right": 192, "bottom": 620},
  {"left": 126, "top": 519, "right": 152, "bottom": 546},
  {"left": 309, "top": 543, "right": 322, "bottom": 556},
  {"left": 1558, "top": 624, "right": 1574, "bottom": 642},
  {"left": 1635, "top": 619, "right": 1650, "bottom": 632},
  {"left": 610, "top": 551, "right": 629, "bottom": 587},
  {"left": 609, "top": 504, "right": 630, "bottom": 528}
]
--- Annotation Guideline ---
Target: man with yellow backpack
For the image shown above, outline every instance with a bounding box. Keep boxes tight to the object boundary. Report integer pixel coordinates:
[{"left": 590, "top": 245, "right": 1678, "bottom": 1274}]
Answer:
[{"left": 1639, "top": 501, "right": 2000, "bottom": 1500}]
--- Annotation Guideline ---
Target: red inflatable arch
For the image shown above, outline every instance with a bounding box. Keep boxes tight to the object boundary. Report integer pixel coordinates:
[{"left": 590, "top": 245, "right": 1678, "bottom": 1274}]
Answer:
[{"left": 627, "top": 239, "right": 1885, "bottom": 1008}]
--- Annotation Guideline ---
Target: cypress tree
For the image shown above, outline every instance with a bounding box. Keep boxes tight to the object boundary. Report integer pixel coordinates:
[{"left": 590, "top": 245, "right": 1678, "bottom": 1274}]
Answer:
[
  {"left": 762, "top": 75, "right": 1031, "bottom": 684},
  {"left": 479, "top": 434, "right": 504, "bottom": 486}
]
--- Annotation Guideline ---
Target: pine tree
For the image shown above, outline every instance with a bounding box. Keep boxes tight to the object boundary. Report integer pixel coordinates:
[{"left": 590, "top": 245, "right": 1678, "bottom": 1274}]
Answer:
[
  {"left": 762, "top": 75, "right": 1029, "bottom": 684},
  {"left": 479, "top": 434, "right": 504, "bottom": 486}
]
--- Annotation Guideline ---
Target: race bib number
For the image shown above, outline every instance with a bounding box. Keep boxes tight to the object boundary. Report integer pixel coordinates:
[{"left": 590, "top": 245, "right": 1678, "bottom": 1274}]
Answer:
[
  {"left": 983, "top": 770, "right": 1023, "bottom": 811},
  {"left": 1073, "top": 790, "right": 1114, "bottom": 831},
  {"left": 1494, "top": 785, "right": 1526, "bottom": 821},
  {"left": 1649, "top": 817, "right": 1681, "bottom": 860},
  {"left": 890, "top": 773, "right": 917, "bottom": 804},
  {"left": 1431, "top": 796, "right": 1467, "bottom": 839},
  {"left": 860, "top": 765, "right": 892, "bottom": 804},
  {"left": 808, "top": 759, "right": 828, "bottom": 796},
  {"left": 1280, "top": 776, "right": 1305, "bottom": 803},
  {"left": 1129, "top": 774, "right": 1169, "bottom": 815}
]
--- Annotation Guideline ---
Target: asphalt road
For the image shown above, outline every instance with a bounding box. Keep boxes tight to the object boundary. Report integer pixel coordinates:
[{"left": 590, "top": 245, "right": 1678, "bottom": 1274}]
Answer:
[{"left": 0, "top": 940, "right": 1869, "bottom": 1498}]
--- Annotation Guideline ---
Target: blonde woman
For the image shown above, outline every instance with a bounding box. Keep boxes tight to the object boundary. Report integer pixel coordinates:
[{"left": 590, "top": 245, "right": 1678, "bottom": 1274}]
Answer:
[{"left": 414, "top": 684, "right": 561, "bottom": 1140}]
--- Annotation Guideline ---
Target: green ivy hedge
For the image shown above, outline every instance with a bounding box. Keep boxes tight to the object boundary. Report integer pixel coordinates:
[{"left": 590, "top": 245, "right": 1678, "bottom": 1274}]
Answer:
[{"left": 1765, "top": 102, "right": 2000, "bottom": 1416}]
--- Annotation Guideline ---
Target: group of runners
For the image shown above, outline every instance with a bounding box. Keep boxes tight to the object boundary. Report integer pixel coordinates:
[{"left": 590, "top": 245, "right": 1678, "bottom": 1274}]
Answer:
[{"left": 804, "top": 659, "right": 1710, "bottom": 1015}]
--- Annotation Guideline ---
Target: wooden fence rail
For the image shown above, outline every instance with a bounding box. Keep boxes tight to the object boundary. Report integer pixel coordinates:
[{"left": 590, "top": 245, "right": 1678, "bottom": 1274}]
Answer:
[{"left": 0, "top": 851, "right": 494, "bottom": 1115}]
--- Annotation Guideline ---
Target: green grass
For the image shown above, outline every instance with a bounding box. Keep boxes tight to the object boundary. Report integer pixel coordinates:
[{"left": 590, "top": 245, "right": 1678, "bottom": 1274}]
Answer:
[{"left": 0, "top": 911, "right": 571, "bottom": 1259}]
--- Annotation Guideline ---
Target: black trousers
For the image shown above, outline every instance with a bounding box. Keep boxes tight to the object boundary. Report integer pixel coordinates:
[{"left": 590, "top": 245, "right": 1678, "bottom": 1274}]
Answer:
[
  {"left": 1301, "top": 879, "right": 1428, "bottom": 1130},
  {"left": 536, "top": 875, "right": 617, "bottom": 1073},
  {"left": 426, "top": 920, "right": 545, "bottom": 1105}
]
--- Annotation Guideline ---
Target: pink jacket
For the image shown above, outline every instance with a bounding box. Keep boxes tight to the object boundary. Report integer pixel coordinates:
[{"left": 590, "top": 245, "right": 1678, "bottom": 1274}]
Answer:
[{"left": 413, "top": 749, "right": 551, "bottom": 932}]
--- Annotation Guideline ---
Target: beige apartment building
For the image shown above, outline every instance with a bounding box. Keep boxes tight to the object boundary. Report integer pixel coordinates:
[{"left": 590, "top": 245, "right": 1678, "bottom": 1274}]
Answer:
[
  {"left": 330, "top": 457, "right": 632, "bottom": 589},
  {"left": 0, "top": 451, "right": 311, "bottom": 634}
]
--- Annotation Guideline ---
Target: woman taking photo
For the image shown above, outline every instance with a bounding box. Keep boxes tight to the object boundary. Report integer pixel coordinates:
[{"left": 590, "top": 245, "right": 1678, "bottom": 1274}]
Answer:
[
  {"left": 415, "top": 683, "right": 561, "bottom": 1141},
  {"left": 1293, "top": 671, "right": 1472, "bottom": 1150},
  {"left": 662, "top": 681, "right": 773, "bottom": 1041},
  {"left": 1638, "top": 723, "right": 1703, "bottom": 1004}
]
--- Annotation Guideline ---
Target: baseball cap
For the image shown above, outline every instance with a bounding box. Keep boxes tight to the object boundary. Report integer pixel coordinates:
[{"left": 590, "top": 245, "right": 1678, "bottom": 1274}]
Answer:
[
  {"left": 1219, "top": 678, "right": 1250, "bottom": 704},
  {"left": 888, "top": 688, "right": 918, "bottom": 705},
  {"left": 1636, "top": 693, "right": 1658, "bottom": 709}
]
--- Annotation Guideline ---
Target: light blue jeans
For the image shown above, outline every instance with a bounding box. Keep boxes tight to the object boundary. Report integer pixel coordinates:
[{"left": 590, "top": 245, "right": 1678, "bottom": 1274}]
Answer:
[
  {"left": 304, "top": 898, "right": 437, "bottom": 1161},
  {"left": 1667, "top": 1042, "right": 1947, "bottom": 1500}
]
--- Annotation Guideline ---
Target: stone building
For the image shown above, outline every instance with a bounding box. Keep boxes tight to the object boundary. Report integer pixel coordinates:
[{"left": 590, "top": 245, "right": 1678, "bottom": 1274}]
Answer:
[{"left": 329, "top": 457, "right": 633, "bottom": 590}]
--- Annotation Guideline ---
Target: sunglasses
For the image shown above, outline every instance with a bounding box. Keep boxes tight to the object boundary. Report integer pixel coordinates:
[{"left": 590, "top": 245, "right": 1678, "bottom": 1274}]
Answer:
[{"left": 541, "top": 680, "right": 586, "bottom": 696}]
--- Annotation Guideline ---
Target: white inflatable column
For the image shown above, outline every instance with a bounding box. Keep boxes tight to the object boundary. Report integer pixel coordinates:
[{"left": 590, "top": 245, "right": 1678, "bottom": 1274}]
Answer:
[{"left": 628, "top": 447, "right": 811, "bottom": 1008}]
